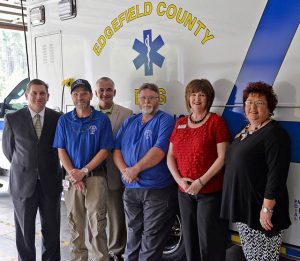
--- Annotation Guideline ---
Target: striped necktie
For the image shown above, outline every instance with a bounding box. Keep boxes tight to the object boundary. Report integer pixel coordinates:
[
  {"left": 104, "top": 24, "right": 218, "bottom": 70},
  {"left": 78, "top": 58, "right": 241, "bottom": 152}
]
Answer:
[{"left": 34, "top": 114, "right": 42, "bottom": 139}]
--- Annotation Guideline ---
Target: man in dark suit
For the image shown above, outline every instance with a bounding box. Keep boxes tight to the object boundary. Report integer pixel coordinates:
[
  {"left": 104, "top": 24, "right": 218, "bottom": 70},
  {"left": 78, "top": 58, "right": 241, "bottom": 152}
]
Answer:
[
  {"left": 95, "top": 77, "right": 133, "bottom": 260},
  {"left": 2, "top": 79, "right": 62, "bottom": 261}
]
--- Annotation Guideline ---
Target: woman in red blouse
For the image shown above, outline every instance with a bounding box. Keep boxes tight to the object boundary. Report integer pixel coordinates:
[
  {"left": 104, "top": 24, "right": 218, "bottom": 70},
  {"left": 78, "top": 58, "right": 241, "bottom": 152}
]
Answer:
[{"left": 167, "top": 79, "right": 230, "bottom": 261}]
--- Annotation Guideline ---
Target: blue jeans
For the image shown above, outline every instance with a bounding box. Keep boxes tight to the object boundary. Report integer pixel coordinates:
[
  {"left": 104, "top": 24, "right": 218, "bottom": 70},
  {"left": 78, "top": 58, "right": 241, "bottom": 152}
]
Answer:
[{"left": 123, "top": 184, "right": 177, "bottom": 261}]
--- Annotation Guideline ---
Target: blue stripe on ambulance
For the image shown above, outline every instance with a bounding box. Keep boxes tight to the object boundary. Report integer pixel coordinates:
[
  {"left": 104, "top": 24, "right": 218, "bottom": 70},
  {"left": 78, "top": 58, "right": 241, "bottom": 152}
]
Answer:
[{"left": 222, "top": 0, "right": 300, "bottom": 163}]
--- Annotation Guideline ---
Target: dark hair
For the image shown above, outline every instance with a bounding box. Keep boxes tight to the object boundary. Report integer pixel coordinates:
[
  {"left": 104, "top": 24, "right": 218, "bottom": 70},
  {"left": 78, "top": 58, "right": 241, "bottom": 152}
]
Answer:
[
  {"left": 243, "top": 82, "right": 278, "bottom": 113},
  {"left": 185, "top": 79, "right": 215, "bottom": 112},
  {"left": 26, "top": 79, "right": 49, "bottom": 93},
  {"left": 138, "top": 83, "right": 160, "bottom": 97},
  {"left": 96, "top": 77, "right": 115, "bottom": 88}
]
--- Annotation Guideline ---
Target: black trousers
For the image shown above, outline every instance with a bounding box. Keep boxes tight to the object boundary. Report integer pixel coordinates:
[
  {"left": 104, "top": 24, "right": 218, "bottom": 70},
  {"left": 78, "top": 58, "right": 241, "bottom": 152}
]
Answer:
[
  {"left": 178, "top": 190, "right": 228, "bottom": 261},
  {"left": 123, "top": 184, "right": 177, "bottom": 261},
  {"left": 12, "top": 181, "right": 61, "bottom": 261}
]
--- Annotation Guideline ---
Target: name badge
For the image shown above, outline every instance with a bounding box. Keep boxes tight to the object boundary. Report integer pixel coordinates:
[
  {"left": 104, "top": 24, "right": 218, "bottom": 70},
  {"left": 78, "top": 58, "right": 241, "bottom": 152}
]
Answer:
[
  {"left": 62, "top": 179, "right": 70, "bottom": 191},
  {"left": 178, "top": 124, "right": 187, "bottom": 129}
]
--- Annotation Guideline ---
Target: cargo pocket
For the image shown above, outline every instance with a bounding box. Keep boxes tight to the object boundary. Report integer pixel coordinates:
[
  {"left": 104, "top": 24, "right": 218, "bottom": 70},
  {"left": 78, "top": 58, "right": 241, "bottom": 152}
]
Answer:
[{"left": 88, "top": 208, "right": 107, "bottom": 237}]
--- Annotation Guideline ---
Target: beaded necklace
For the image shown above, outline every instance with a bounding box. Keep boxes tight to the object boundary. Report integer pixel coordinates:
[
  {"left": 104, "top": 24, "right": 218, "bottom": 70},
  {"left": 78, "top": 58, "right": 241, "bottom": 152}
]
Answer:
[
  {"left": 189, "top": 112, "right": 208, "bottom": 124},
  {"left": 239, "top": 118, "right": 271, "bottom": 140}
]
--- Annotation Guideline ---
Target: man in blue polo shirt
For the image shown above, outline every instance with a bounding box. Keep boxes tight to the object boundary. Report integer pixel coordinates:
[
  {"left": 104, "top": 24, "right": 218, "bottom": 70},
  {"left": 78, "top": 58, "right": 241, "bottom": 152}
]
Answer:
[
  {"left": 53, "top": 79, "right": 114, "bottom": 261},
  {"left": 113, "top": 83, "right": 177, "bottom": 261}
]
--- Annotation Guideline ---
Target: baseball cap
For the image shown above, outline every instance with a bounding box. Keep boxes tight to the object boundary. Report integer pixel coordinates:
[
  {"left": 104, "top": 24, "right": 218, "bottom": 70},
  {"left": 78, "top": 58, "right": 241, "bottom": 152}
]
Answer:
[{"left": 71, "top": 79, "right": 92, "bottom": 93}]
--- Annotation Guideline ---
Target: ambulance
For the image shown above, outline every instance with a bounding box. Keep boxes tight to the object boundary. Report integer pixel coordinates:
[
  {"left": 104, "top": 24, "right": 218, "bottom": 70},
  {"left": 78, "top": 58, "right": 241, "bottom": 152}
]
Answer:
[{"left": 2, "top": 0, "right": 300, "bottom": 259}]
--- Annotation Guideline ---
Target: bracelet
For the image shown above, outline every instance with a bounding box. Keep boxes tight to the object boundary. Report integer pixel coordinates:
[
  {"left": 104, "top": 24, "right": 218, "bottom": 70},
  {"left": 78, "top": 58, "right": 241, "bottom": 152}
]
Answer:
[
  {"left": 262, "top": 206, "right": 274, "bottom": 214},
  {"left": 198, "top": 178, "right": 205, "bottom": 187}
]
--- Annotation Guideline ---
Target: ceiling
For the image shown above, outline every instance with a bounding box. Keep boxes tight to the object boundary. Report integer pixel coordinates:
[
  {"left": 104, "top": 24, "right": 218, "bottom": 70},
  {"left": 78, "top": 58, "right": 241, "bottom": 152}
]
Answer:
[{"left": 0, "top": 0, "right": 27, "bottom": 31}]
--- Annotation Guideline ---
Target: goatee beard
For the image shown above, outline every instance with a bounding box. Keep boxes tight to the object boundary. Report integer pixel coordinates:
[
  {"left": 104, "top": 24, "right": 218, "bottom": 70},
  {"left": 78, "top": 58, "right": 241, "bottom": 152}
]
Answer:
[{"left": 141, "top": 107, "right": 158, "bottom": 115}]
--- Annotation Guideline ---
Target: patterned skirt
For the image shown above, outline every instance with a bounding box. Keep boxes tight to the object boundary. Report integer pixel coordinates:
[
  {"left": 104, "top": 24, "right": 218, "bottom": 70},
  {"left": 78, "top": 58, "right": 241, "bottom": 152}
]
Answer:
[{"left": 236, "top": 222, "right": 282, "bottom": 261}]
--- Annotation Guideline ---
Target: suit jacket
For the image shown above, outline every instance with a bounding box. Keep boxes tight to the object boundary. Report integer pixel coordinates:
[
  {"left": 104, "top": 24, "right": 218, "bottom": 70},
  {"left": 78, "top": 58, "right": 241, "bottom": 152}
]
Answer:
[
  {"left": 2, "top": 107, "right": 62, "bottom": 198},
  {"left": 107, "top": 103, "right": 133, "bottom": 190}
]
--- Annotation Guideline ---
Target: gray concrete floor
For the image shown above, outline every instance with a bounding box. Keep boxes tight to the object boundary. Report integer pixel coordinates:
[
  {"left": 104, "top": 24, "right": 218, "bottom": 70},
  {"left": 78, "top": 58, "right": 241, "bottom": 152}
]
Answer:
[{"left": 0, "top": 174, "right": 298, "bottom": 261}]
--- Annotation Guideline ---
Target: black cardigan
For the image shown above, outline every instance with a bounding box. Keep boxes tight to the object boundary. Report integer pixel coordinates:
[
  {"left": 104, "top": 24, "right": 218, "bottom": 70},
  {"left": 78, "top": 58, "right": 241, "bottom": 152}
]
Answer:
[{"left": 221, "top": 120, "right": 291, "bottom": 233}]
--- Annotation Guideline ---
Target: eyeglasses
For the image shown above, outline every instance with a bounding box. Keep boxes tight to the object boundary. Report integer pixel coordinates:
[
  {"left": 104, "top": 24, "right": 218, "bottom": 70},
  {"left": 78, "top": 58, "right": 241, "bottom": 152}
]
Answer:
[
  {"left": 139, "top": 96, "right": 159, "bottom": 102},
  {"left": 244, "top": 100, "right": 266, "bottom": 107}
]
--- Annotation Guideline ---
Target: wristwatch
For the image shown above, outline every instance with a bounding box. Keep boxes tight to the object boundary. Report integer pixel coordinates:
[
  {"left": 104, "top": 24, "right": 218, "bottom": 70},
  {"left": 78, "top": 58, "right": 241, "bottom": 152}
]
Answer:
[
  {"left": 82, "top": 167, "right": 89, "bottom": 176},
  {"left": 262, "top": 206, "right": 274, "bottom": 214}
]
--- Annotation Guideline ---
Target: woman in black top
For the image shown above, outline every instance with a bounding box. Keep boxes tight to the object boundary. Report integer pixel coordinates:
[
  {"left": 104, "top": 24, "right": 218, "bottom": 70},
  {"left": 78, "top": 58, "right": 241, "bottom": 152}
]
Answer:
[{"left": 221, "top": 82, "right": 291, "bottom": 261}]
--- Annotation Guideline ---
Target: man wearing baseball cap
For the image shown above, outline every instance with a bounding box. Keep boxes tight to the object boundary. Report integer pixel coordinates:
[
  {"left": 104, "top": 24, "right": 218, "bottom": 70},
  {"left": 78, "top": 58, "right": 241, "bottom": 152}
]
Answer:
[
  {"left": 53, "top": 79, "right": 114, "bottom": 261},
  {"left": 70, "top": 79, "right": 93, "bottom": 93}
]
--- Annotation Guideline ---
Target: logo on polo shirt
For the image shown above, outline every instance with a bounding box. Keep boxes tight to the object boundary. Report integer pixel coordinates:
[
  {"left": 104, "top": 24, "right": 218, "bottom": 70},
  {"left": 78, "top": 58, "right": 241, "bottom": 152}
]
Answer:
[
  {"left": 144, "top": 129, "right": 152, "bottom": 139},
  {"left": 89, "top": 125, "right": 97, "bottom": 135}
]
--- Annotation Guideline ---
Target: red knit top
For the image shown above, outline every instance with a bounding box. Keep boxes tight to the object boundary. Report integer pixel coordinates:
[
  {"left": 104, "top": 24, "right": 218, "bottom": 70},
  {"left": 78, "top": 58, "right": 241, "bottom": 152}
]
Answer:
[{"left": 170, "top": 113, "right": 230, "bottom": 194}]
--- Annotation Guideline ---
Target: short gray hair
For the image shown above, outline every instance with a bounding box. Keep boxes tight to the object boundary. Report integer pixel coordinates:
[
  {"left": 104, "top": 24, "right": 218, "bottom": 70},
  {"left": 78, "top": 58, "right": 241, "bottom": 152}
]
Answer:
[
  {"left": 95, "top": 77, "right": 115, "bottom": 88},
  {"left": 138, "top": 83, "right": 159, "bottom": 96}
]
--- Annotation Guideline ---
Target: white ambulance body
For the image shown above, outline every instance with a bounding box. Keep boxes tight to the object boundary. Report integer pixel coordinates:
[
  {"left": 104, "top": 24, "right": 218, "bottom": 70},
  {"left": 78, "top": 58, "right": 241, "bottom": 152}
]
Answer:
[{"left": 26, "top": 0, "right": 300, "bottom": 257}]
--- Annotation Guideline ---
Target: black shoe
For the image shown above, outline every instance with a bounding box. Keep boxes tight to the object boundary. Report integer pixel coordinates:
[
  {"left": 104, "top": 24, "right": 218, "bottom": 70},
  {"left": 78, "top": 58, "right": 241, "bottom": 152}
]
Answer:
[{"left": 116, "top": 255, "right": 123, "bottom": 261}]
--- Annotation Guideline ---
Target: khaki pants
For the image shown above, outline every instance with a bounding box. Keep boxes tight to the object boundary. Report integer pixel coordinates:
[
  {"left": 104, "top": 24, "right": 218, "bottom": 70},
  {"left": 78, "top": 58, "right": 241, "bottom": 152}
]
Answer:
[
  {"left": 107, "top": 186, "right": 126, "bottom": 256},
  {"left": 64, "top": 175, "right": 109, "bottom": 261}
]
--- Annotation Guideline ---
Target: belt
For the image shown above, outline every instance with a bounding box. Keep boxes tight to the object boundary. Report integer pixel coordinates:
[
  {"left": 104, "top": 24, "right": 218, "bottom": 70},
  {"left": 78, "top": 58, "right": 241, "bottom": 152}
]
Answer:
[{"left": 86, "top": 169, "right": 106, "bottom": 178}]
